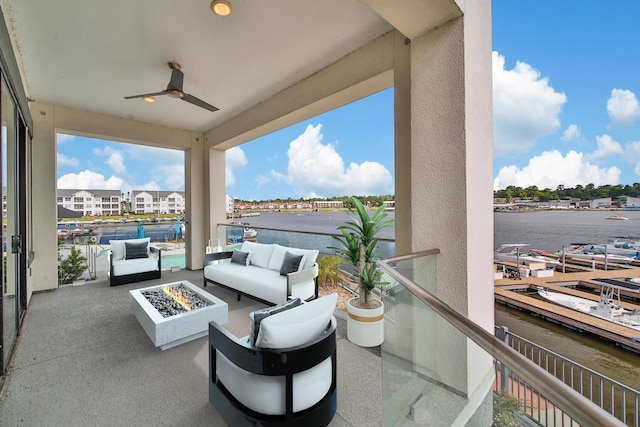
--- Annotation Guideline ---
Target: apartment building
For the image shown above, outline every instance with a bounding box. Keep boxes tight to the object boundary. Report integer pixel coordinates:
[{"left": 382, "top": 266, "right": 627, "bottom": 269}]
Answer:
[
  {"left": 56, "top": 189, "right": 122, "bottom": 216},
  {"left": 130, "top": 190, "right": 185, "bottom": 215}
]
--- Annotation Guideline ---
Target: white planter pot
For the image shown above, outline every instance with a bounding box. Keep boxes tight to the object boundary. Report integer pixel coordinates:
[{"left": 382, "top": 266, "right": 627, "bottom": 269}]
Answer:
[{"left": 347, "top": 297, "right": 384, "bottom": 347}]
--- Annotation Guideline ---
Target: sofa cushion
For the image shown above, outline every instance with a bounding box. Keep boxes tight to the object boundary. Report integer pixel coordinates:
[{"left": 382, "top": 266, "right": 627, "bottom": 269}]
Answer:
[
  {"left": 110, "top": 238, "right": 150, "bottom": 261},
  {"left": 241, "top": 241, "right": 274, "bottom": 269},
  {"left": 125, "top": 241, "right": 149, "bottom": 260},
  {"left": 249, "top": 298, "right": 301, "bottom": 344},
  {"left": 255, "top": 293, "right": 337, "bottom": 349},
  {"left": 230, "top": 250, "right": 250, "bottom": 266},
  {"left": 267, "top": 244, "right": 319, "bottom": 271},
  {"left": 205, "top": 264, "right": 289, "bottom": 304},
  {"left": 280, "top": 251, "right": 304, "bottom": 276}
]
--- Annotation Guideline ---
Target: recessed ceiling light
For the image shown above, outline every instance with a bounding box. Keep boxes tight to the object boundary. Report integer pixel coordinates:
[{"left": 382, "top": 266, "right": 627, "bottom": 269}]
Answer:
[
  {"left": 211, "top": 0, "right": 232, "bottom": 17},
  {"left": 143, "top": 96, "right": 155, "bottom": 103}
]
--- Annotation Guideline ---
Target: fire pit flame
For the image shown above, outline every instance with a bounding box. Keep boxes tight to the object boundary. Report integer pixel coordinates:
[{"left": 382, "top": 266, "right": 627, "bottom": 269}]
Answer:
[
  {"left": 141, "top": 283, "right": 210, "bottom": 318},
  {"left": 162, "top": 284, "right": 191, "bottom": 311}
]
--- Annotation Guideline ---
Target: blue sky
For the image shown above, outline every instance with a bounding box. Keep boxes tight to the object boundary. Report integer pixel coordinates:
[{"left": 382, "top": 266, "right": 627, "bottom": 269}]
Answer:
[{"left": 57, "top": 1, "right": 640, "bottom": 200}]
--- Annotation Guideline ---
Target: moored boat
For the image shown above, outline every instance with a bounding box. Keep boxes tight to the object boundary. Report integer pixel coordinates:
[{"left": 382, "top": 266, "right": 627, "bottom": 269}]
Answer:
[
  {"left": 243, "top": 227, "right": 257, "bottom": 238},
  {"left": 557, "top": 243, "right": 635, "bottom": 264},
  {"left": 495, "top": 243, "right": 561, "bottom": 267},
  {"left": 604, "top": 237, "right": 640, "bottom": 258},
  {"left": 537, "top": 285, "right": 640, "bottom": 331}
]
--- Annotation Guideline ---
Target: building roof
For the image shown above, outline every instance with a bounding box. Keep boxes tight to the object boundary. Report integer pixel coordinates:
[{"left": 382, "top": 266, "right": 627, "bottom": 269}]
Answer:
[{"left": 57, "top": 205, "right": 82, "bottom": 219}]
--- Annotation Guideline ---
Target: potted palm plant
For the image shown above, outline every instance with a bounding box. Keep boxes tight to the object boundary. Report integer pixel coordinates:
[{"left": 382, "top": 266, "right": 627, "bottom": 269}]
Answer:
[{"left": 331, "top": 197, "right": 394, "bottom": 346}]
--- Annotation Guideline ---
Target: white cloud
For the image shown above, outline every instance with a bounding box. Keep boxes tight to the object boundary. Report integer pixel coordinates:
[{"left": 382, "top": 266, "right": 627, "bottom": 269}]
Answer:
[
  {"left": 622, "top": 141, "right": 640, "bottom": 176},
  {"left": 584, "top": 134, "right": 623, "bottom": 163},
  {"left": 561, "top": 124, "right": 581, "bottom": 141},
  {"left": 492, "top": 51, "right": 567, "bottom": 156},
  {"left": 126, "top": 145, "right": 183, "bottom": 163},
  {"left": 155, "top": 163, "right": 184, "bottom": 190},
  {"left": 493, "top": 150, "right": 620, "bottom": 190},
  {"left": 56, "top": 134, "right": 75, "bottom": 144},
  {"left": 226, "top": 146, "right": 247, "bottom": 167},
  {"left": 57, "top": 170, "right": 123, "bottom": 190},
  {"left": 225, "top": 167, "right": 236, "bottom": 187},
  {"left": 138, "top": 181, "right": 161, "bottom": 191},
  {"left": 607, "top": 88, "right": 640, "bottom": 127},
  {"left": 93, "top": 146, "right": 127, "bottom": 177},
  {"left": 57, "top": 153, "right": 79, "bottom": 167},
  {"left": 257, "top": 170, "right": 286, "bottom": 186},
  {"left": 263, "top": 124, "right": 393, "bottom": 197},
  {"left": 106, "top": 151, "right": 127, "bottom": 176},
  {"left": 225, "top": 146, "right": 248, "bottom": 188}
]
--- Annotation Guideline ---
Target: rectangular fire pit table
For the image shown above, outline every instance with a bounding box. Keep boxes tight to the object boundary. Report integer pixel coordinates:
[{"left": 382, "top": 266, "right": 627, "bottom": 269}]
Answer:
[{"left": 129, "top": 280, "right": 228, "bottom": 350}]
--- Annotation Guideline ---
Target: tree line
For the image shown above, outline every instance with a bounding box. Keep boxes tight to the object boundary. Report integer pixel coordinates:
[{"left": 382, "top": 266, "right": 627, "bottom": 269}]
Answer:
[
  {"left": 494, "top": 183, "right": 640, "bottom": 202},
  {"left": 235, "top": 195, "right": 395, "bottom": 207}
]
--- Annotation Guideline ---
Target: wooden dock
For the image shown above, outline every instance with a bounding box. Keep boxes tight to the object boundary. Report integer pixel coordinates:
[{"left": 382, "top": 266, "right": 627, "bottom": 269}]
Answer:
[{"left": 494, "top": 262, "right": 640, "bottom": 353}]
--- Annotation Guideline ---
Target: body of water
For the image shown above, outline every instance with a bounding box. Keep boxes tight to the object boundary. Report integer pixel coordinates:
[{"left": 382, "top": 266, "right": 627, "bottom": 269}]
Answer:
[{"left": 495, "top": 209, "right": 640, "bottom": 253}]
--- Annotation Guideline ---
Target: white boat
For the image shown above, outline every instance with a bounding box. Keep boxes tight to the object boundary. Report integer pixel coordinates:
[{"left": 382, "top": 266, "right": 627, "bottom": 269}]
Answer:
[
  {"left": 537, "top": 285, "right": 640, "bottom": 331},
  {"left": 494, "top": 244, "right": 561, "bottom": 267},
  {"left": 604, "top": 237, "right": 640, "bottom": 258},
  {"left": 557, "top": 243, "right": 635, "bottom": 264},
  {"left": 243, "top": 227, "right": 257, "bottom": 238},
  {"left": 606, "top": 213, "right": 629, "bottom": 220}
]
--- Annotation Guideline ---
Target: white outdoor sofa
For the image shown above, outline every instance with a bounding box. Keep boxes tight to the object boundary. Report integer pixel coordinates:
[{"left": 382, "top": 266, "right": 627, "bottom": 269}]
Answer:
[
  {"left": 108, "top": 237, "right": 162, "bottom": 287},
  {"left": 203, "top": 241, "right": 319, "bottom": 305}
]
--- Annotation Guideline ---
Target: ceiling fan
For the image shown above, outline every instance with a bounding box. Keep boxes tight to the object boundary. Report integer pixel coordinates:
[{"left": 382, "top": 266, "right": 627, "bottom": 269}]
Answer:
[{"left": 124, "top": 62, "right": 219, "bottom": 112}]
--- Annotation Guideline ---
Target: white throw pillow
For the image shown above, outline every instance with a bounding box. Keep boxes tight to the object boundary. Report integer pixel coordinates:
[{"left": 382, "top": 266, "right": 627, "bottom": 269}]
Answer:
[
  {"left": 255, "top": 293, "right": 337, "bottom": 349},
  {"left": 267, "top": 244, "right": 317, "bottom": 271},
  {"left": 267, "top": 244, "right": 288, "bottom": 271},
  {"left": 241, "top": 241, "right": 274, "bottom": 269}
]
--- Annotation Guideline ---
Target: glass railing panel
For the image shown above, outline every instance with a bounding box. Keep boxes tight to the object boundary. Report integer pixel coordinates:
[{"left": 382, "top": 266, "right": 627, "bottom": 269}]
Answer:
[
  {"left": 216, "top": 223, "right": 395, "bottom": 260},
  {"left": 380, "top": 251, "right": 495, "bottom": 426},
  {"left": 379, "top": 252, "right": 625, "bottom": 427}
]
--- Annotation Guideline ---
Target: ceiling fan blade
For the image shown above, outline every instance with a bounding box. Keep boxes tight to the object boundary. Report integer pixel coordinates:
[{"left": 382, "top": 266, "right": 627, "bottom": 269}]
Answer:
[
  {"left": 124, "top": 90, "right": 167, "bottom": 100},
  {"left": 182, "top": 93, "right": 219, "bottom": 112},
  {"left": 167, "top": 67, "right": 184, "bottom": 92}
]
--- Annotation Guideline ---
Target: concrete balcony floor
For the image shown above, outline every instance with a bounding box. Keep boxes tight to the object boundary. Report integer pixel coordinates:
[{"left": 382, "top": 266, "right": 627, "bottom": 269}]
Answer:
[{"left": 0, "top": 269, "right": 382, "bottom": 426}]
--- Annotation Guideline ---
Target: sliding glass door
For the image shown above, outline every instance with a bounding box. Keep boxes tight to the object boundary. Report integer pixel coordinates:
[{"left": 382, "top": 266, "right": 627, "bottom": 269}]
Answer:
[{"left": 1, "top": 76, "right": 26, "bottom": 373}]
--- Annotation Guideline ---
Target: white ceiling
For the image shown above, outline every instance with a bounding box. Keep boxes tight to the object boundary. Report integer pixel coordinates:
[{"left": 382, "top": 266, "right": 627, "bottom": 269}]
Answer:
[{"left": 0, "top": 0, "right": 392, "bottom": 133}]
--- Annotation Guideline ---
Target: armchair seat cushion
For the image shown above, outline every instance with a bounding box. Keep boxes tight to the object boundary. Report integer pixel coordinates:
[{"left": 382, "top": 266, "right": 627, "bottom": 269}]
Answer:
[{"left": 111, "top": 256, "right": 160, "bottom": 276}]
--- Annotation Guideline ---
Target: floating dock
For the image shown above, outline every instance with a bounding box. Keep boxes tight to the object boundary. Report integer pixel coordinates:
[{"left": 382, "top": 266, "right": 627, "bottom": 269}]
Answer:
[{"left": 494, "top": 261, "right": 640, "bottom": 353}]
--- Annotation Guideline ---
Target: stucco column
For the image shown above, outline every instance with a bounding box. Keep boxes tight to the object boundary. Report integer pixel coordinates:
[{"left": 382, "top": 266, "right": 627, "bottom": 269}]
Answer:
[
  {"left": 206, "top": 146, "right": 227, "bottom": 248},
  {"left": 30, "top": 102, "right": 59, "bottom": 292},
  {"left": 184, "top": 133, "right": 206, "bottom": 269},
  {"left": 391, "top": 3, "right": 493, "bottom": 412}
]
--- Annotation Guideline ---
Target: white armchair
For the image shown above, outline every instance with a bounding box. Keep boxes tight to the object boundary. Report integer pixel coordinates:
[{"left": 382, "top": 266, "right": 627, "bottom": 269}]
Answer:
[
  {"left": 208, "top": 293, "right": 338, "bottom": 426},
  {"left": 108, "top": 238, "right": 161, "bottom": 286}
]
